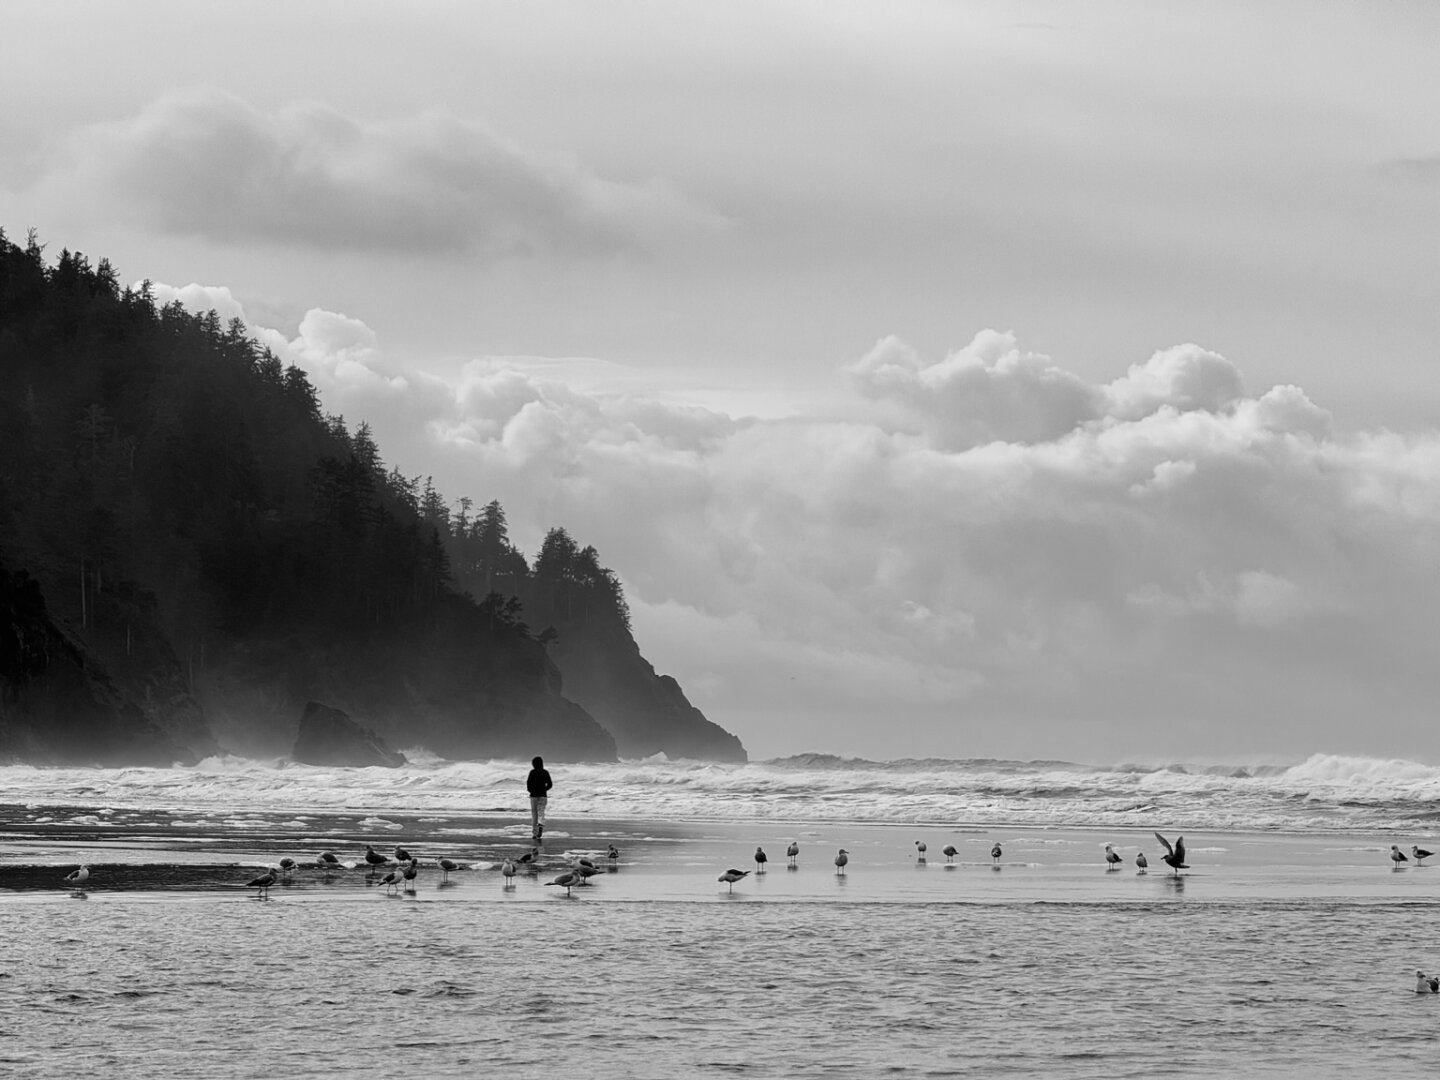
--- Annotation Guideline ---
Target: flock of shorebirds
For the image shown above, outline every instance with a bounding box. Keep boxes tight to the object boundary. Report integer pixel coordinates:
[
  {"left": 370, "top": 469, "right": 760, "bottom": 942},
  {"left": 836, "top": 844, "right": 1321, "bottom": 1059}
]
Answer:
[{"left": 50, "top": 834, "right": 1440, "bottom": 898}]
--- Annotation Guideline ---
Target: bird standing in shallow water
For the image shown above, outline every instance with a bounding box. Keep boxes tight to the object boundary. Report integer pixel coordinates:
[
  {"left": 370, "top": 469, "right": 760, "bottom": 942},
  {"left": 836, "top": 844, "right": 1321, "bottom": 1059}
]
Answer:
[
  {"left": 754, "top": 847, "right": 768, "bottom": 874},
  {"left": 786, "top": 841, "right": 799, "bottom": 867},
  {"left": 990, "top": 843, "right": 1003, "bottom": 866},
  {"left": 501, "top": 859, "right": 516, "bottom": 887},
  {"left": 607, "top": 844, "right": 620, "bottom": 863},
  {"left": 1412, "top": 845, "right": 1433, "bottom": 866},
  {"left": 942, "top": 845, "right": 957, "bottom": 864},
  {"left": 364, "top": 845, "right": 388, "bottom": 873},
  {"left": 718, "top": 868, "right": 751, "bottom": 893},
  {"left": 316, "top": 851, "right": 342, "bottom": 871},
  {"left": 438, "top": 858, "right": 462, "bottom": 878},
  {"left": 395, "top": 845, "right": 412, "bottom": 864},
  {"left": 834, "top": 849, "right": 849, "bottom": 875},
  {"left": 1104, "top": 844, "right": 1122, "bottom": 869},
  {"left": 64, "top": 865, "right": 90, "bottom": 889},
  {"left": 376, "top": 867, "right": 402, "bottom": 894},
  {"left": 402, "top": 860, "right": 419, "bottom": 891},
  {"left": 1391, "top": 845, "right": 1409, "bottom": 867},
  {"left": 278, "top": 857, "right": 297, "bottom": 881},
  {"left": 1154, "top": 833, "right": 1189, "bottom": 876},
  {"left": 546, "top": 870, "right": 581, "bottom": 897},
  {"left": 247, "top": 867, "right": 277, "bottom": 898},
  {"left": 915, "top": 840, "right": 927, "bottom": 862},
  {"left": 1135, "top": 852, "right": 1148, "bottom": 873}
]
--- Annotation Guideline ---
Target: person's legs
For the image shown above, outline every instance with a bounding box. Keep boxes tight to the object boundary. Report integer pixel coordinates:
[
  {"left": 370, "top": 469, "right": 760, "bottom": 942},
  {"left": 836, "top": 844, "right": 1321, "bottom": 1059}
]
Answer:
[{"left": 530, "top": 796, "right": 547, "bottom": 839}]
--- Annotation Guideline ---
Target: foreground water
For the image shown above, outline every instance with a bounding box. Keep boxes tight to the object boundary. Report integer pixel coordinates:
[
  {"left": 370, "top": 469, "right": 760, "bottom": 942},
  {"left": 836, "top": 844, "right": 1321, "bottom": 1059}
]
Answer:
[{"left": 3, "top": 753, "right": 1440, "bottom": 1077}]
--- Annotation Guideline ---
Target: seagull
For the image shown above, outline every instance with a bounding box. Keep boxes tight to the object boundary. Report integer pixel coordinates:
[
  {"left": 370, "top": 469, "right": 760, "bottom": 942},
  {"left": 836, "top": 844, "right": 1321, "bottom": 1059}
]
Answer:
[
  {"left": 277, "top": 857, "right": 297, "bottom": 881},
  {"left": 990, "top": 843, "right": 1003, "bottom": 866},
  {"left": 1105, "top": 844, "right": 1123, "bottom": 868},
  {"left": 1136, "top": 851, "right": 1148, "bottom": 873},
  {"left": 364, "top": 845, "right": 389, "bottom": 872},
  {"left": 942, "top": 845, "right": 958, "bottom": 863},
  {"left": 607, "top": 845, "right": 620, "bottom": 863},
  {"left": 517, "top": 847, "right": 540, "bottom": 868},
  {"left": 834, "top": 849, "right": 849, "bottom": 875},
  {"left": 316, "top": 851, "right": 342, "bottom": 870},
  {"left": 547, "top": 870, "right": 582, "bottom": 897},
  {"left": 402, "top": 859, "right": 419, "bottom": 890},
  {"left": 915, "top": 840, "right": 927, "bottom": 861},
  {"left": 438, "top": 858, "right": 463, "bottom": 878},
  {"left": 501, "top": 859, "right": 517, "bottom": 887},
  {"left": 376, "top": 867, "right": 403, "bottom": 894},
  {"left": 1412, "top": 846, "right": 1433, "bottom": 866},
  {"left": 1417, "top": 971, "right": 1438, "bottom": 994},
  {"left": 754, "top": 847, "right": 768, "bottom": 873},
  {"left": 246, "top": 866, "right": 277, "bottom": 898},
  {"left": 395, "top": 845, "right": 412, "bottom": 864},
  {"left": 573, "top": 862, "right": 603, "bottom": 885},
  {"left": 718, "top": 868, "right": 751, "bottom": 893},
  {"left": 1391, "top": 844, "right": 1409, "bottom": 867},
  {"left": 1154, "top": 832, "right": 1189, "bottom": 876},
  {"left": 786, "top": 841, "right": 799, "bottom": 866},
  {"left": 64, "top": 865, "right": 90, "bottom": 888}
]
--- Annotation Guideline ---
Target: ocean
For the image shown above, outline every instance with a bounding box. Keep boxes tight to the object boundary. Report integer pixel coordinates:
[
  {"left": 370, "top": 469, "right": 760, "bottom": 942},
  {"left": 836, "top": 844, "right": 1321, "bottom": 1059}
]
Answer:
[{"left": 2, "top": 752, "right": 1438, "bottom": 1077}]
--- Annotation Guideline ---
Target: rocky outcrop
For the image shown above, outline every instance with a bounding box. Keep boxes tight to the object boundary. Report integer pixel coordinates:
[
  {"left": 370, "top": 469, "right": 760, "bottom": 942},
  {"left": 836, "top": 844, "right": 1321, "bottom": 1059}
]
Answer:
[
  {"left": 548, "top": 619, "right": 747, "bottom": 762},
  {"left": 0, "top": 561, "right": 202, "bottom": 765},
  {"left": 292, "top": 701, "right": 407, "bottom": 768}
]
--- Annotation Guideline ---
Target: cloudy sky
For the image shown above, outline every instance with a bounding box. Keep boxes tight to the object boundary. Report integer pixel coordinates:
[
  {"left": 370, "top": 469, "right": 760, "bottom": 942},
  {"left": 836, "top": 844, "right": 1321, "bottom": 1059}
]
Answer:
[{"left": 4, "top": 1, "right": 1438, "bottom": 763}]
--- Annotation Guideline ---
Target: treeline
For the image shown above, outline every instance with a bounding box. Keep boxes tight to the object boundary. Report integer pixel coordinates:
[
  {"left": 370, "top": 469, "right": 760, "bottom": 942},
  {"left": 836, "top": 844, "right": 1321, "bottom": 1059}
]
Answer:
[{"left": 0, "top": 229, "right": 630, "bottom": 663}]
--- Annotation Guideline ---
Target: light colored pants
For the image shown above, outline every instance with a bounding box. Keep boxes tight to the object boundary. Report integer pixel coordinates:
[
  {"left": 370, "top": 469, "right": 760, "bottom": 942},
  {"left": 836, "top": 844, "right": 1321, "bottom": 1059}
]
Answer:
[{"left": 530, "top": 796, "right": 547, "bottom": 835}]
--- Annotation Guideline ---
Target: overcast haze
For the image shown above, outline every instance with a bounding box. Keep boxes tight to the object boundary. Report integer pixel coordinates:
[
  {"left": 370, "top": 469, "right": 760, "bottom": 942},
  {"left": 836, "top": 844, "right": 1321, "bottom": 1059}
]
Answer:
[{"left": 4, "top": 1, "right": 1438, "bottom": 762}]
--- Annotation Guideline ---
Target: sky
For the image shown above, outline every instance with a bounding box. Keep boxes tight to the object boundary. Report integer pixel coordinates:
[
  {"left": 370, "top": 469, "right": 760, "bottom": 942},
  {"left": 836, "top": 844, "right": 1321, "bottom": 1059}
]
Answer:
[{"left": 3, "top": 1, "right": 1439, "bottom": 763}]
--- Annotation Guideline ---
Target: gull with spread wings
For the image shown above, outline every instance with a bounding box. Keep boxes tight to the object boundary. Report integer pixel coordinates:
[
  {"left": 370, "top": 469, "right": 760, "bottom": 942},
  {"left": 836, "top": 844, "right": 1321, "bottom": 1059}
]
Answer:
[{"left": 1153, "top": 832, "right": 1189, "bottom": 876}]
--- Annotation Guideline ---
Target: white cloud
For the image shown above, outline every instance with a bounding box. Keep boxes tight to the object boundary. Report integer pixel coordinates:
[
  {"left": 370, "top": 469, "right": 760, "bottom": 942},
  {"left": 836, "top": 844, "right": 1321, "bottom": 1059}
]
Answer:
[{"left": 44, "top": 88, "right": 724, "bottom": 257}]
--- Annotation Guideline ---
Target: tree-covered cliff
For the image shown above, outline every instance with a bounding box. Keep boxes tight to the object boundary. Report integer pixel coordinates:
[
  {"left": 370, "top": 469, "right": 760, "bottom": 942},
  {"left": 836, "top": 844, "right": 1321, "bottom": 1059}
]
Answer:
[{"left": 0, "top": 230, "right": 745, "bottom": 764}]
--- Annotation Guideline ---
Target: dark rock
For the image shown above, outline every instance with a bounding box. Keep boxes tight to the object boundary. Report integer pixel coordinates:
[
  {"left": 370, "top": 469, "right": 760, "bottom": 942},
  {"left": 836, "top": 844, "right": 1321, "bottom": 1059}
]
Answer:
[{"left": 292, "top": 701, "right": 407, "bottom": 768}]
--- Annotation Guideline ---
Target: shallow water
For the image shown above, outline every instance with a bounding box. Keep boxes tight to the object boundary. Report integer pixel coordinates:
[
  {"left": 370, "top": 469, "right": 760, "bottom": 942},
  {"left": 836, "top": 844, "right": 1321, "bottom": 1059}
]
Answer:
[{"left": 4, "top": 803, "right": 1440, "bottom": 1077}]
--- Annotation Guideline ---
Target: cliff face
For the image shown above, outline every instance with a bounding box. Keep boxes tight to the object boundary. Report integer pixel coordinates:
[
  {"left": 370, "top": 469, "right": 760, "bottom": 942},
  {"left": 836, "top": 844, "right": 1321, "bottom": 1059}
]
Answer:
[
  {"left": 0, "top": 561, "right": 208, "bottom": 765},
  {"left": 549, "top": 617, "right": 747, "bottom": 762}
]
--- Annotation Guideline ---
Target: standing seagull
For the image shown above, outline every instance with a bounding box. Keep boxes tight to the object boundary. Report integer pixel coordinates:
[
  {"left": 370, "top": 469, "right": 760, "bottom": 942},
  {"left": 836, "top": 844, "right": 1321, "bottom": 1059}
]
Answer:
[
  {"left": 547, "top": 870, "right": 582, "bottom": 897},
  {"left": 438, "top": 858, "right": 463, "bottom": 879},
  {"left": 278, "top": 857, "right": 297, "bottom": 882},
  {"left": 395, "top": 845, "right": 412, "bottom": 864},
  {"left": 501, "top": 859, "right": 517, "bottom": 888},
  {"left": 364, "top": 845, "right": 389, "bottom": 873},
  {"left": 990, "top": 842, "right": 1003, "bottom": 866},
  {"left": 316, "top": 851, "right": 342, "bottom": 870},
  {"left": 786, "top": 841, "right": 800, "bottom": 867},
  {"left": 834, "top": 849, "right": 849, "bottom": 875},
  {"left": 402, "top": 859, "right": 419, "bottom": 891},
  {"left": 246, "top": 866, "right": 277, "bottom": 898},
  {"left": 1390, "top": 844, "right": 1409, "bottom": 868},
  {"left": 1154, "top": 832, "right": 1189, "bottom": 876},
  {"left": 64, "top": 865, "right": 90, "bottom": 889},
  {"left": 942, "top": 845, "right": 958, "bottom": 864},
  {"left": 754, "top": 847, "right": 768, "bottom": 874},
  {"left": 375, "top": 867, "right": 403, "bottom": 894},
  {"left": 1104, "top": 844, "right": 1123, "bottom": 869},
  {"left": 517, "top": 847, "right": 540, "bottom": 869},
  {"left": 607, "top": 844, "right": 620, "bottom": 864},
  {"left": 915, "top": 840, "right": 927, "bottom": 862},
  {"left": 1135, "top": 851, "right": 1148, "bottom": 873},
  {"left": 718, "top": 868, "right": 751, "bottom": 893},
  {"left": 1412, "top": 845, "right": 1433, "bottom": 866}
]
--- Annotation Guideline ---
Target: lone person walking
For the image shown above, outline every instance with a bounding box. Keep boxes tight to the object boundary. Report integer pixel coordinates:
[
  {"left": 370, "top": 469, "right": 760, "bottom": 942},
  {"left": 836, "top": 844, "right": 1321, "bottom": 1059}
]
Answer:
[{"left": 527, "top": 756, "right": 553, "bottom": 841}]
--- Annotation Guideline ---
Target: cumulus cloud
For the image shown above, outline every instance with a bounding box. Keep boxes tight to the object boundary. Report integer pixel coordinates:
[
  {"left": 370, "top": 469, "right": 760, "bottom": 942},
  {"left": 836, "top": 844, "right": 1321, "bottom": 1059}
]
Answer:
[
  {"left": 49, "top": 88, "right": 724, "bottom": 256},
  {"left": 136, "top": 283, "right": 1440, "bottom": 759}
]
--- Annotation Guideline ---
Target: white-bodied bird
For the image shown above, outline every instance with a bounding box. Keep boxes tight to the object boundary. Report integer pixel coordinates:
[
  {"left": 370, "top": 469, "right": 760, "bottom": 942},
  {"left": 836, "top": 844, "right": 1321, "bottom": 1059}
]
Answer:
[
  {"left": 786, "top": 841, "right": 799, "bottom": 866},
  {"left": 1391, "top": 844, "right": 1409, "bottom": 867},
  {"left": 64, "top": 865, "right": 90, "bottom": 888},
  {"left": 718, "top": 868, "right": 751, "bottom": 893}
]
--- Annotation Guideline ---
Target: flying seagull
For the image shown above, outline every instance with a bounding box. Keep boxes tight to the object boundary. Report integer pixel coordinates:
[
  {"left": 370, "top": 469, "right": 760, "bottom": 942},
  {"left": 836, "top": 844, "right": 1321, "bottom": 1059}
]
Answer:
[{"left": 1154, "top": 832, "right": 1188, "bottom": 876}]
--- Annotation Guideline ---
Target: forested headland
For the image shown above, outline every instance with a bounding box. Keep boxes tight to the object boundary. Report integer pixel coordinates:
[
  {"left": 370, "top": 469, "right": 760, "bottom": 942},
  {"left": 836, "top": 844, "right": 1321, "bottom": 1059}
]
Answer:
[{"left": 0, "top": 229, "right": 745, "bottom": 765}]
